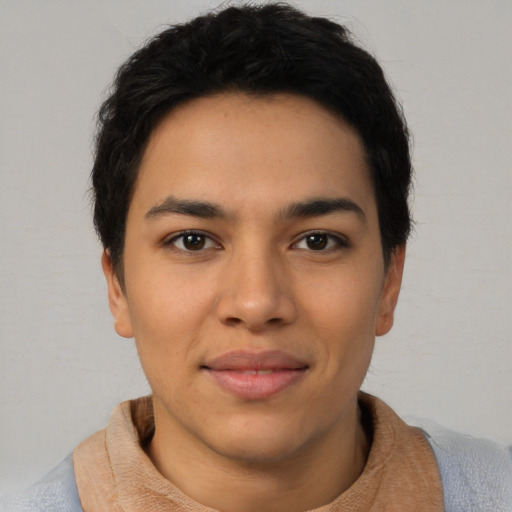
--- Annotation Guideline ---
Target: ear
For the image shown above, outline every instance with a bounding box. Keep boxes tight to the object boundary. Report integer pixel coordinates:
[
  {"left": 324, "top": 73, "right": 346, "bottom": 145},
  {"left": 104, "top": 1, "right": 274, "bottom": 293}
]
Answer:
[
  {"left": 375, "top": 245, "right": 406, "bottom": 337},
  {"left": 101, "top": 250, "right": 134, "bottom": 338}
]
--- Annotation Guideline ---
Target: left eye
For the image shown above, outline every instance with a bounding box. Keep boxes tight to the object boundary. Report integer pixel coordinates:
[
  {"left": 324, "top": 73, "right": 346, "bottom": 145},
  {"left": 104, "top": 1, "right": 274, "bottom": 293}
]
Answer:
[
  {"left": 294, "top": 233, "right": 344, "bottom": 251},
  {"left": 167, "top": 232, "right": 219, "bottom": 251}
]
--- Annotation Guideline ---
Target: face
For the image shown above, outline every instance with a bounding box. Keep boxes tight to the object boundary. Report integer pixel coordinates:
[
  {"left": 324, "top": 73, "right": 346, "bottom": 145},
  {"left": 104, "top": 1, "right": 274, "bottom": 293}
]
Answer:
[{"left": 103, "top": 92, "right": 404, "bottom": 465}]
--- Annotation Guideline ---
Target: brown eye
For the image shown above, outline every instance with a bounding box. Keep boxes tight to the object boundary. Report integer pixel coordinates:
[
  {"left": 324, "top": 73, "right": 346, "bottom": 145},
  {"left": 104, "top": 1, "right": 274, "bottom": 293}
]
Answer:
[
  {"left": 183, "top": 233, "right": 206, "bottom": 250},
  {"left": 305, "top": 234, "right": 328, "bottom": 250},
  {"left": 168, "top": 232, "right": 218, "bottom": 251},
  {"left": 295, "top": 232, "right": 347, "bottom": 251}
]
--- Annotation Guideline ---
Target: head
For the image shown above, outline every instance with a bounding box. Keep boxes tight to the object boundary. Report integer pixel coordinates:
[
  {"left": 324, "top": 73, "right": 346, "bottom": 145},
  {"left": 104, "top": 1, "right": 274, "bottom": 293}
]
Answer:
[
  {"left": 93, "top": 3, "right": 412, "bottom": 493},
  {"left": 92, "top": 3, "right": 412, "bottom": 277}
]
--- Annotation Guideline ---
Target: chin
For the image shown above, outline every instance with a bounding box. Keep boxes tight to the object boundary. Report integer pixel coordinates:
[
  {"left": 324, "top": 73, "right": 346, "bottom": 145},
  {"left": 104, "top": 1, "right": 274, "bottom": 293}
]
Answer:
[
  {"left": 210, "top": 438, "right": 303, "bottom": 467},
  {"left": 203, "top": 416, "right": 315, "bottom": 466}
]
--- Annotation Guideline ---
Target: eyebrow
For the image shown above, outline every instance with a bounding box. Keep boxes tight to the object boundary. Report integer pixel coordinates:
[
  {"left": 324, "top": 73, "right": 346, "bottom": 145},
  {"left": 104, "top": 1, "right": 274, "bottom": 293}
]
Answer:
[
  {"left": 280, "top": 197, "right": 366, "bottom": 222},
  {"left": 145, "top": 195, "right": 365, "bottom": 223},
  {"left": 145, "top": 196, "right": 226, "bottom": 220}
]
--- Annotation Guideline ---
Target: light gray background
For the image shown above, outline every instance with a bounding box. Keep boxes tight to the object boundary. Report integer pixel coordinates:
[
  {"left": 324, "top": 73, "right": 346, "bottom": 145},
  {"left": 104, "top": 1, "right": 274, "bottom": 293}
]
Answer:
[{"left": 1, "top": 0, "right": 511, "bottom": 493}]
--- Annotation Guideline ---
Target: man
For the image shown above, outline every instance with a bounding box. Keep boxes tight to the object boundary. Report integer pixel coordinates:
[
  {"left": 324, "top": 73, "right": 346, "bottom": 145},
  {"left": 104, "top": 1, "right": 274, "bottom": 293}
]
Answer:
[{"left": 3, "top": 3, "right": 511, "bottom": 511}]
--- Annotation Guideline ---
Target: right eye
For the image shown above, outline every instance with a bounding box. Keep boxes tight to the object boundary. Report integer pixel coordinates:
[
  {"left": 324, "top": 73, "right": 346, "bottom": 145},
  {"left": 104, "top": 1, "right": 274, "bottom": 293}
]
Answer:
[
  {"left": 165, "top": 231, "right": 219, "bottom": 252},
  {"left": 293, "top": 231, "right": 348, "bottom": 252}
]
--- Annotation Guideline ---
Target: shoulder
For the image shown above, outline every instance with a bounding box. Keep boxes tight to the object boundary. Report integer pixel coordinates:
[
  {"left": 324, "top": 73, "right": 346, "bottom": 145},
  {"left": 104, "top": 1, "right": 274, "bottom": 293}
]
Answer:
[
  {"left": 0, "top": 454, "right": 83, "bottom": 512},
  {"left": 409, "top": 418, "right": 512, "bottom": 512}
]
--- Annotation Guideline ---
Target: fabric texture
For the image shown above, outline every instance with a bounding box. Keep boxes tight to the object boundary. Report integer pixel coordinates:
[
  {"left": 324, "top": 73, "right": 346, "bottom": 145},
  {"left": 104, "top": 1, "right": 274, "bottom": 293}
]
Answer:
[
  {"left": 409, "top": 417, "right": 512, "bottom": 512},
  {"left": 72, "top": 393, "right": 443, "bottom": 511},
  {"left": 0, "top": 454, "right": 82, "bottom": 511},
  {"left": 2, "top": 394, "right": 511, "bottom": 511}
]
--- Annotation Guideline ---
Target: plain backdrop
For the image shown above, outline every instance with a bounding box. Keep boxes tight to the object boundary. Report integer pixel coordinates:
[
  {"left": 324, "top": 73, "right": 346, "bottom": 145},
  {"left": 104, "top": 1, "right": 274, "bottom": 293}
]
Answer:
[{"left": 1, "top": 0, "right": 511, "bottom": 493}]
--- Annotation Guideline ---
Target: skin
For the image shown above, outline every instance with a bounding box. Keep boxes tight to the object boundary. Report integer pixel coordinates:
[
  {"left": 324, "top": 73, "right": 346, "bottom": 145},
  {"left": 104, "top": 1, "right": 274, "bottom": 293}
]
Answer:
[{"left": 102, "top": 92, "right": 405, "bottom": 511}]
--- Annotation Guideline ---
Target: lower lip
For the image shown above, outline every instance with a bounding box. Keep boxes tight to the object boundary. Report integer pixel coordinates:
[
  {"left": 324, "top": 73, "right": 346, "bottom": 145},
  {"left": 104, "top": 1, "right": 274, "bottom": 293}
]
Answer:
[{"left": 206, "top": 369, "right": 306, "bottom": 400}]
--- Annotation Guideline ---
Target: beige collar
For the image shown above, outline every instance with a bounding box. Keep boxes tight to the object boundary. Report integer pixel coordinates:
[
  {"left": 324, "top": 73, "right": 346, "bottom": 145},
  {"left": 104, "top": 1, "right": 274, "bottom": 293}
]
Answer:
[{"left": 74, "top": 393, "right": 443, "bottom": 511}]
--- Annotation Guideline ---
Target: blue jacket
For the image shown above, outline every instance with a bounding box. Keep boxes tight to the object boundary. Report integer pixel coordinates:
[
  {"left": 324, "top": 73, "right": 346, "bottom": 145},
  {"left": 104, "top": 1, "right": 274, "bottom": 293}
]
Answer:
[{"left": 2, "top": 423, "right": 511, "bottom": 511}]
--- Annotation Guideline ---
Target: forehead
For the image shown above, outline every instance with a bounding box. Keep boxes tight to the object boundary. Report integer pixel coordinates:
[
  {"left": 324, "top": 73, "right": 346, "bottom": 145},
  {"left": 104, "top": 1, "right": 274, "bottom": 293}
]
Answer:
[{"left": 131, "top": 92, "right": 375, "bottom": 219}]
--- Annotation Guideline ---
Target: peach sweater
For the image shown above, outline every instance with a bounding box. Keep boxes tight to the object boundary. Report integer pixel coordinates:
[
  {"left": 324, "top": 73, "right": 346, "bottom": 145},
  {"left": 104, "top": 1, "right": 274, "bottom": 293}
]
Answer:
[{"left": 74, "top": 393, "right": 443, "bottom": 511}]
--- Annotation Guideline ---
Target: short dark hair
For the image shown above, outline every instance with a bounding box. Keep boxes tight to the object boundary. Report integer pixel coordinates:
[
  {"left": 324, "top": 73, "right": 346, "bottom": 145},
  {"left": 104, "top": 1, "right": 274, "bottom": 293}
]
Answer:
[{"left": 92, "top": 2, "right": 412, "bottom": 272}]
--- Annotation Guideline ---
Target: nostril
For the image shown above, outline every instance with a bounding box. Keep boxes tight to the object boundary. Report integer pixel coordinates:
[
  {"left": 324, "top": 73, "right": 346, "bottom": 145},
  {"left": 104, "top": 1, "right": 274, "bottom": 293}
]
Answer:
[
  {"left": 223, "top": 316, "right": 283, "bottom": 329},
  {"left": 225, "top": 317, "right": 242, "bottom": 326}
]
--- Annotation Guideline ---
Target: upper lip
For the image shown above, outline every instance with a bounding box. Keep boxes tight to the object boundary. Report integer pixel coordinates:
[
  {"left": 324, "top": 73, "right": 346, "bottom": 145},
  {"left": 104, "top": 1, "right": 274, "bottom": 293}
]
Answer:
[{"left": 203, "top": 350, "right": 309, "bottom": 371}]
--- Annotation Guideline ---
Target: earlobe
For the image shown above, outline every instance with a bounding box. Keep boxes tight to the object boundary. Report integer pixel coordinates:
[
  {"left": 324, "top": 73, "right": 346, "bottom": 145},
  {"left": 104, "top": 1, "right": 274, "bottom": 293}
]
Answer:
[
  {"left": 375, "top": 245, "right": 406, "bottom": 337},
  {"left": 101, "top": 250, "right": 134, "bottom": 339}
]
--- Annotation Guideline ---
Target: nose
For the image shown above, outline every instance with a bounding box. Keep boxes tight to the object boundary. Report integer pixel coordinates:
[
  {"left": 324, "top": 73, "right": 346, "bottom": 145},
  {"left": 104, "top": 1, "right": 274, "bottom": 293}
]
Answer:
[{"left": 215, "top": 247, "right": 298, "bottom": 331}]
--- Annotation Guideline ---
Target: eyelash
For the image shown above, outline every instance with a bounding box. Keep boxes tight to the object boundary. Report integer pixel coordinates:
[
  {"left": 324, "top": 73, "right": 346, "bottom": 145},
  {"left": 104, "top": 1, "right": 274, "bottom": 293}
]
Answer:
[
  {"left": 293, "top": 231, "right": 349, "bottom": 252},
  {"left": 163, "top": 231, "right": 220, "bottom": 252},
  {"left": 163, "top": 230, "right": 349, "bottom": 253}
]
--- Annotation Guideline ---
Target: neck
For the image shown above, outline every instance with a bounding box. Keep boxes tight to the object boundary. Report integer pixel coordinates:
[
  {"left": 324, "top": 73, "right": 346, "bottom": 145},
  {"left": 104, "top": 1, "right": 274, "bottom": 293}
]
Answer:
[{"left": 147, "top": 398, "right": 370, "bottom": 512}]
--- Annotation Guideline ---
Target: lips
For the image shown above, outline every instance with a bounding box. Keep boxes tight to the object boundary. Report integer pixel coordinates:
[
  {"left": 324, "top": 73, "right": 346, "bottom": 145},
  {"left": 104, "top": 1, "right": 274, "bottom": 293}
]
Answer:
[
  {"left": 202, "top": 350, "right": 309, "bottom": 400},
  {"left": 204, "top": 349, "right": 308, "bottom": 371}
]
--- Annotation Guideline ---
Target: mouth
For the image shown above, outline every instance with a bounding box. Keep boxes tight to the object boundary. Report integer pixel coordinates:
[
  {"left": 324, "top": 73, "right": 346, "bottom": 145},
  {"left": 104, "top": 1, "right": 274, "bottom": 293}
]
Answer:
[{"left": 202, "top": 350, "right": 309, "bottom": 400}]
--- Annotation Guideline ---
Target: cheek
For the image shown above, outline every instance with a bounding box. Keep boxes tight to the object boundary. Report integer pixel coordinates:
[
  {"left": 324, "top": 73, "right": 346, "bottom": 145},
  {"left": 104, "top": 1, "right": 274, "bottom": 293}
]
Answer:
[
  {"left": 301, "top": 269, "right": 383, "bottom": 338},
  {"left": 124, "top": 264, "right": 216, "bottom": 373},
  {"left": 298, "top": 267, "right": 382, "bottom": 384},
  {"left": 126, "top": 258, "right": 213, "bottom": 326}
]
